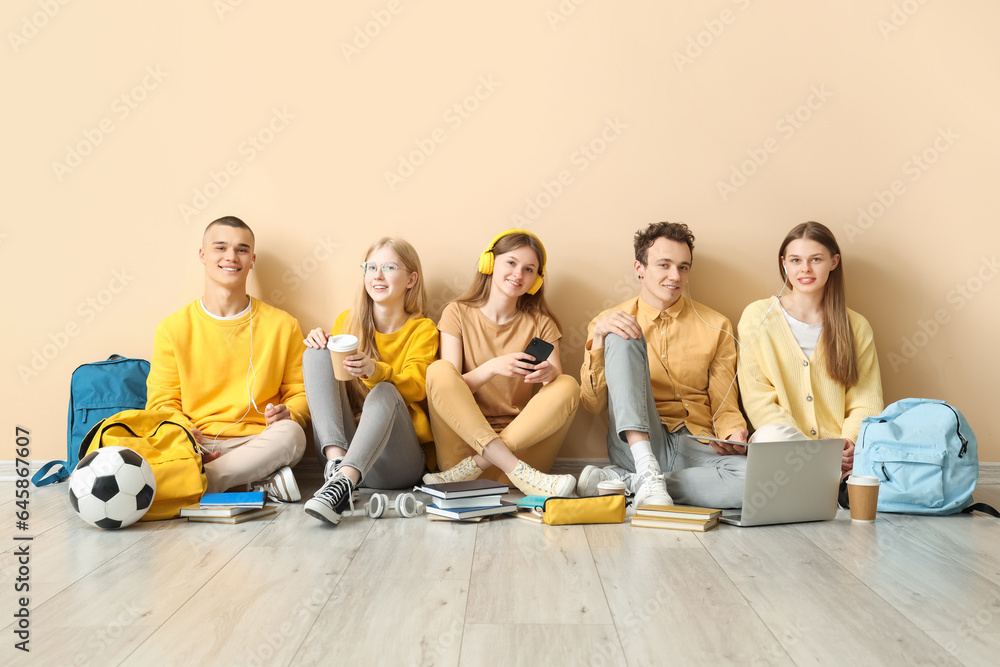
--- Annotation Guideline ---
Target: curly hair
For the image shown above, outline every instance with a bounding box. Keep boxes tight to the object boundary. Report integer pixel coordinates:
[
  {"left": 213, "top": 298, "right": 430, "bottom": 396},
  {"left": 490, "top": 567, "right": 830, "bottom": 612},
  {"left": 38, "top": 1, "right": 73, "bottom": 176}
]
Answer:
[{"left": 634, "top": 221, "right": 694, "bottom": 265}]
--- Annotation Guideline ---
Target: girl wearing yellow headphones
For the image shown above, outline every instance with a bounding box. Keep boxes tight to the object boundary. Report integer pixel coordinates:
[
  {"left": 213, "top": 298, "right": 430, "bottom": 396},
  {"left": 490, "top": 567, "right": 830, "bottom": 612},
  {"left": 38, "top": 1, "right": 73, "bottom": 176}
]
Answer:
[{"left": 423, "top": 230, "right": 580, "bottom": 497}]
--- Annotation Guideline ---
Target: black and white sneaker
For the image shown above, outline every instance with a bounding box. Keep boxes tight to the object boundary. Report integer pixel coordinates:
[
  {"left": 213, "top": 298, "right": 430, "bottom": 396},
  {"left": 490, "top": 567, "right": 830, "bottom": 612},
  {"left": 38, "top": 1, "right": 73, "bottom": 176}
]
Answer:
[
  {"left": 304, "top": 473, "right": 355, "bottom": 525},
  {"left": 323, "top": 456, "right": 344, "bottom": 481}
]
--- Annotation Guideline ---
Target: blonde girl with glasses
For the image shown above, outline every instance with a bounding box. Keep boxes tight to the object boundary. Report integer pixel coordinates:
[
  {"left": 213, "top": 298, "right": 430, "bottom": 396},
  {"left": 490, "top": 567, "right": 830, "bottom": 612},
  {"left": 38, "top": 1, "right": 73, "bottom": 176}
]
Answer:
[{"left": 301, "top": 238, "right": 438, "bottom": 524}]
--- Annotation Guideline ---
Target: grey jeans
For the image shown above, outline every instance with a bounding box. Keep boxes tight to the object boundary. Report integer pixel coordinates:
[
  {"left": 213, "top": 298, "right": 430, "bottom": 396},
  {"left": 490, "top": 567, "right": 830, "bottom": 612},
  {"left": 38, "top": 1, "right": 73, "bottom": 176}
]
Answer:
[
  {"left": 603, "top": 334, "right": 747, "bottom": 509},
  {"left": 302, "top": 347, "right": 425, "bottom": 489}
]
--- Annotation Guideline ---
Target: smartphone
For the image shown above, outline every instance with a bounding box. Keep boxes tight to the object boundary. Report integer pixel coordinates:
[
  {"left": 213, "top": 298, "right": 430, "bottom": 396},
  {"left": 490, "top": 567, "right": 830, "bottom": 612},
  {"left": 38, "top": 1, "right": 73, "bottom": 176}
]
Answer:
[{"left": 523, "top": 337, "right": 554, "bottom": 365}]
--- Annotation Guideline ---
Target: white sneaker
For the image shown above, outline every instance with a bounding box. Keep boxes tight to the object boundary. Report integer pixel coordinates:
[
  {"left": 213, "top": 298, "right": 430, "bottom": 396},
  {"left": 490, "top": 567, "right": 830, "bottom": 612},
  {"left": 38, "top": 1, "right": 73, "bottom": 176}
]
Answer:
[
  {"left": 250, "top": 465, "right": 301, "bottom": 503},
  {"left": 507, "top": 461, "right": 576, "bottom": 498},
  {"left": 576, "top": 464, "right": 631, "bottom": 497},
  {"left": 633, "top": 468, "right": 673, "bottom": 509},
  {"left": 633, "top": 471, "right": 674, "bottom": 507},
  {"left": 422, "top": 456, "right": 483, "bottom": 485}
]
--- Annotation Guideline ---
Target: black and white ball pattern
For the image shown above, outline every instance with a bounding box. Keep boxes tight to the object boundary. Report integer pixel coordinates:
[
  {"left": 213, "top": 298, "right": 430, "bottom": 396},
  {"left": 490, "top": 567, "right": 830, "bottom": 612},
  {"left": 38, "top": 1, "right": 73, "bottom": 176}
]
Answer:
[{"left": 69, "top": 446, "right": 156, "bottom": 529}]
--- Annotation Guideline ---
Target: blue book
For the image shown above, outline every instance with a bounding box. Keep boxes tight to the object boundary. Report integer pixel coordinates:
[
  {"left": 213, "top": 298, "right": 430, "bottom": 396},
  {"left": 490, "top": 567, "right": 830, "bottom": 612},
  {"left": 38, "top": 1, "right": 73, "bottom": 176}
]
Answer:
[
  {"left": 515, "top": 495, "right": 548, "bottom": 510},
  {"left": 426, "top": 501, "right": 517, "bottom": 520},
  {"left": 199, "top": 491, "right": 266, "bottom": 509}
]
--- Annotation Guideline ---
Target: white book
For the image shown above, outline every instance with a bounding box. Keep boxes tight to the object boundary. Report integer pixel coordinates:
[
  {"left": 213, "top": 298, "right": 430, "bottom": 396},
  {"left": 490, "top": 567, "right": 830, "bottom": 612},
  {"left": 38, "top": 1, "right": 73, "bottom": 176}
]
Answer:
[{"left": 431, "top": 495, "right": 503, "bottom": 510}]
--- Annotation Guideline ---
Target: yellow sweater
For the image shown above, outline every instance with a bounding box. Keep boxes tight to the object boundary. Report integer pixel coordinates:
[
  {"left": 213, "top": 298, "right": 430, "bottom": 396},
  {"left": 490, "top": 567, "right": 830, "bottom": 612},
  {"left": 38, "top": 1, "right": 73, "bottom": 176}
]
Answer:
[
  {"left": 332, "top": 310, "right": 438, "bottom": 444},
  {"left": 147, "top": 298, "right": 309, "bottom": 437},
  {"left": 737, "top": 297, "right": 883, "bottom": 443}
]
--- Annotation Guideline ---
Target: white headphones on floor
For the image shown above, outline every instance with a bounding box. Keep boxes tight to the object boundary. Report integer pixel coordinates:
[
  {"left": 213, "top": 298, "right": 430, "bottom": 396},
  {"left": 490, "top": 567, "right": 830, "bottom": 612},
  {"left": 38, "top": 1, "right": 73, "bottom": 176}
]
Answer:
[{"left": 365, "top": 492, "right": 425, "bottom": 519}]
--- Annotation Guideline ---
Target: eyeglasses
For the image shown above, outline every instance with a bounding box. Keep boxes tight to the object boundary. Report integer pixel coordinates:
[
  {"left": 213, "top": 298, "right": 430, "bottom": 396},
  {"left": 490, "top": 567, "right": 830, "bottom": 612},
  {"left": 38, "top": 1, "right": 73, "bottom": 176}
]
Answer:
[{"left": 360, "top": 262, "right": 399, "bottom": 275}]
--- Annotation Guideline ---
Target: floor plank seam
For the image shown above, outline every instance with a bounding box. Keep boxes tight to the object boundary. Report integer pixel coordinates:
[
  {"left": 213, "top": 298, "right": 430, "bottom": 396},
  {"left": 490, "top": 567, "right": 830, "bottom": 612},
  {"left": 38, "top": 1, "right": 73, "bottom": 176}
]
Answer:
[
  {"left": 119, "top": 519, "right": 274, "bottom": 665},
  {"left": 796, "top": 518, "right": 975, "bottom": 664},
  {"left": 696, "top": 532, "right": 799, "bottom": 666},
  {"left": 285, "top": 514, "right": 379, "bottom": 666},
  {"left": 581, "top": 525, "right": 629, "bottom": 666}
]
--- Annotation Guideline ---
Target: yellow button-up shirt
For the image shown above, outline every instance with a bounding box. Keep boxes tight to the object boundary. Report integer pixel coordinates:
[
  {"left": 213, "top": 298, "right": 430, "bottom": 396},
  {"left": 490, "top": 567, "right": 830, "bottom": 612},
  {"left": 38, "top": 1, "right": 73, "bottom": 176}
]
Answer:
[{"left": 580, "top": 296, "right": 746, "bottom": 439}]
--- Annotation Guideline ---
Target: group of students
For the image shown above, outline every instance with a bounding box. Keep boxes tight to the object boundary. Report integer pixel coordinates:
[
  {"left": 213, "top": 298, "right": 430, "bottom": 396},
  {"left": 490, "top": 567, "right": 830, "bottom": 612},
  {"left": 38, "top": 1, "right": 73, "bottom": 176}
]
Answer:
[{"left": 145, "top": 216, "right": 884, "bottom": 526}]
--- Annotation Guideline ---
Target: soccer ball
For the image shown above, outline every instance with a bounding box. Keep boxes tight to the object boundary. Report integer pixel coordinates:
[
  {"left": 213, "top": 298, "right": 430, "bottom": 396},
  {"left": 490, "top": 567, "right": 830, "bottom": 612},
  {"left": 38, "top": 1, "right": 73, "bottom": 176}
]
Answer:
[{"left": 69, "top": 447, "right": 157, "bottom": 529}]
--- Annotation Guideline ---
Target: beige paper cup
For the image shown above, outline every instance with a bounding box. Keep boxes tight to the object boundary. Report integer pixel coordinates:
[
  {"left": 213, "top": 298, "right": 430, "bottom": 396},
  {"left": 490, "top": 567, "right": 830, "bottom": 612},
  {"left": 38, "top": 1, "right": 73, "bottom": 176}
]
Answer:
[
  {"left": 327, "top": 334, "right": 360, "bottom": 381},
  {"left": 597, "top": 480, "right": 626, "bottom": 496},
  {"left": 847, "top": 475, "right": 880, "bottom": 523}
]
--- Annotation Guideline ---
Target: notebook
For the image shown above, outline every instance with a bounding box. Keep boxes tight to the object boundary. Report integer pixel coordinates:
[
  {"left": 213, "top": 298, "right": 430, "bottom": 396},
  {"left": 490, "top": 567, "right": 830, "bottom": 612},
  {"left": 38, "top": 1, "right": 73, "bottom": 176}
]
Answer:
[{"left": 706, "top": 437, "right": 843, "bottom": 527}]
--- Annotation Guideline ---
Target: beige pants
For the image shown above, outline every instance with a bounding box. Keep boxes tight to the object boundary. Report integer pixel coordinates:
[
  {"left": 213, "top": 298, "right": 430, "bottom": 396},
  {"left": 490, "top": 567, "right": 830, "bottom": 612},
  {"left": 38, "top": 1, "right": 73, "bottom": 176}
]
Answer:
[
  {"left": 426, "top": 360, "right": 579, "bottom": 484},
  {"left": 200, "top": 419, "right": 307, "bottom": 493}
]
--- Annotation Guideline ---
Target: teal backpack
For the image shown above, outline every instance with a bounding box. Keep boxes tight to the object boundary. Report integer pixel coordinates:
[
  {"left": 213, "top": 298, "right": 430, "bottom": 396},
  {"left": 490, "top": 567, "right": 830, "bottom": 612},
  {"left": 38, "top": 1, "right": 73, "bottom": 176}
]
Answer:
[
  {"left": 31, "top": 354, "right": 150, "bottom": 487},
  {"left": 853, "top": 398, "right": 996, "bottom": 516}
]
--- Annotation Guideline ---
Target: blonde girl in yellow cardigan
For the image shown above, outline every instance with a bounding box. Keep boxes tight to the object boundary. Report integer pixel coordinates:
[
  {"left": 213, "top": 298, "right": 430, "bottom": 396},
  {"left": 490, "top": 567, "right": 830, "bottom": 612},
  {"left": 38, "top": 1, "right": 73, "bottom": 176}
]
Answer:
[
  {"left": 301, "top": 238, "right": 438, "bottom": 524},
  {"left": 737, "top": 222, "right": 883, "bottom": 473}
]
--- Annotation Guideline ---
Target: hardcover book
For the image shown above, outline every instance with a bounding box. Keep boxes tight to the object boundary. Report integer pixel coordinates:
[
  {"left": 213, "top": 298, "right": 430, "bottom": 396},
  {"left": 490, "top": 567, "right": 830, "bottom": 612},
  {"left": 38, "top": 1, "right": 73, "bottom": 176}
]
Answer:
[
  {"left": 425, "top": 501, "right": 517, "bottom": 520},
  {"left": 417, "top": 479, "right": 509, "bottom": 499},
  {"left": 199, "top": 491, "right": 267, "bottom": 509}
]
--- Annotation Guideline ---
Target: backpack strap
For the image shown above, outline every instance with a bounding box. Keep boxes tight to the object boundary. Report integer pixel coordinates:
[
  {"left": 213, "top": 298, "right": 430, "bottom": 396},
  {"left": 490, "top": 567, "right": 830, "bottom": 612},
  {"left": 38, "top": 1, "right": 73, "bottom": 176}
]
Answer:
[
  {"left": 962, "top": 503, "right": 1000, "bottom": 518},
  {"left": 30, "top": 460, "right": 71, "bottom": 487}
]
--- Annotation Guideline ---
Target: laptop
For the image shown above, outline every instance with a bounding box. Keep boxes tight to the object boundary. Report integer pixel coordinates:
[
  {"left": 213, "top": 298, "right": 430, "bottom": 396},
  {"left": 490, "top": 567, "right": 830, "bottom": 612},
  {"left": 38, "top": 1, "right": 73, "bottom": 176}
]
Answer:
[{"left": 695, "top": 437, "right": 843, "bottom": 527}]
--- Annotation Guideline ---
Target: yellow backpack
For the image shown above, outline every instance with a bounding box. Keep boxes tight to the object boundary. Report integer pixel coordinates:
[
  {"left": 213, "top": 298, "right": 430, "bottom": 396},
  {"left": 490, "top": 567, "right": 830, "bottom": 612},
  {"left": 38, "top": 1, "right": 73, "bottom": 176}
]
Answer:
[{"left": 79, "top": 409, "right": 208, "bottom": 520}]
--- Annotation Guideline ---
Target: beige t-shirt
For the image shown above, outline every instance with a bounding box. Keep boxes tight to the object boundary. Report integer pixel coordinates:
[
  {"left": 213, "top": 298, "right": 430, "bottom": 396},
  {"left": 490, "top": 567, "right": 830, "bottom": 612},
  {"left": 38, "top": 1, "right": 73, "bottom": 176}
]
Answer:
[{"left": 437, "top": 301, "right": 561, "bottom": 430}]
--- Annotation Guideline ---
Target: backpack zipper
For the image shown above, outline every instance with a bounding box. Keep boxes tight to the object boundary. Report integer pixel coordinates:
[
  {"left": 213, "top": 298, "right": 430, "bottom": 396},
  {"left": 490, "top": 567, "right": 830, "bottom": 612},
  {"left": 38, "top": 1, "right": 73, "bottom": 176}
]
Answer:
[{"left": 940, "top": 403, "right": 968, "bottom": 457}]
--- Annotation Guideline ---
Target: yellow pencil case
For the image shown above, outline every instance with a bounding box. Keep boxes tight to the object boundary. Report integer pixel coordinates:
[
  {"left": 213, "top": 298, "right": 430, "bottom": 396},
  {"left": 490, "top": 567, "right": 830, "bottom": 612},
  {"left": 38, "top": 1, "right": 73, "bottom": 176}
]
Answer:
[{"left": 542, "top": 495, "right": 627, "bottom": 526}]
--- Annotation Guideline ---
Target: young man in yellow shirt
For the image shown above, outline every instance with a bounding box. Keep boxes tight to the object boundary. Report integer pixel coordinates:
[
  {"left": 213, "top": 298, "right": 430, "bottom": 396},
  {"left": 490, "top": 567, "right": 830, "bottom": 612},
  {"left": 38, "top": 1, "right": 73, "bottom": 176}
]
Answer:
[
  {"left": 146, "top": 216, "right": 309, "bottom": 501},
  {"left": 578, "top": 222, "right": 748, "bottom": 509}
]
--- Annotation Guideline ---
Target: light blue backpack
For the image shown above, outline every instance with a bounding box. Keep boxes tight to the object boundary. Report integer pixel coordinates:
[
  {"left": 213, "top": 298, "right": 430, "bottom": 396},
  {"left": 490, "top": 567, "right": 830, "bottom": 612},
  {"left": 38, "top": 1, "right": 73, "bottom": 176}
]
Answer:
[{"left": 854, "top": 398, "right": 996, "bottom": 516}]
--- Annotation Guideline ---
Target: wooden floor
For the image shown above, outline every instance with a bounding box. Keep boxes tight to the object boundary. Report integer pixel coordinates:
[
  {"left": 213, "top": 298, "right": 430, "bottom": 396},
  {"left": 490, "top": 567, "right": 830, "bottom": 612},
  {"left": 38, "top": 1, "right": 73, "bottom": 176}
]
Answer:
[{"left": 3, "top": 474, "right": 1000, "bottom": 666}]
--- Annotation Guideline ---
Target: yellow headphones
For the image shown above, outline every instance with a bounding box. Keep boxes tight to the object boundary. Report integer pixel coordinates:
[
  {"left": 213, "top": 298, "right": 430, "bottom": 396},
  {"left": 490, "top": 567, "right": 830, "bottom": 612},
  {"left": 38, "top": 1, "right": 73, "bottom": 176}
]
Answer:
[{"left": 477, "top": 229, "right": 546, "bottom": 295}]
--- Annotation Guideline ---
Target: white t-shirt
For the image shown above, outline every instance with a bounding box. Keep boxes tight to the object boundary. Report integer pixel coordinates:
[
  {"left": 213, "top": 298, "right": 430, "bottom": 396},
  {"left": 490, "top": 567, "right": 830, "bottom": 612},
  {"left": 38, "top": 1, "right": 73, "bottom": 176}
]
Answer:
[{"left": 781, "top": 306, "right": 823, "bottom": 358}]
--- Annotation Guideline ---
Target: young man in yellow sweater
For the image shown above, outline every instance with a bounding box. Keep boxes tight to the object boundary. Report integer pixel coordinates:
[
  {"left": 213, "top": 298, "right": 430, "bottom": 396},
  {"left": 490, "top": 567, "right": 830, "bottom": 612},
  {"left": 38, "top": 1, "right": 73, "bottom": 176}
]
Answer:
[
  {"left": 146, "top": 216, "right": 309, "bottom": 501},
  {"left": 578, "top": 222, "right": 749, "bottom": 509}
]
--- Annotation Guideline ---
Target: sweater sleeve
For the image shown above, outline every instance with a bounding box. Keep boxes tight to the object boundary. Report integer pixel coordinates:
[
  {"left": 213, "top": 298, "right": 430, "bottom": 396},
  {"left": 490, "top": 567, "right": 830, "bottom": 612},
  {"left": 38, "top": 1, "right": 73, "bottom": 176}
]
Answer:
[
  {"left": 362, "top": 318, "right": 439, "bottom": 405},
  {"left": 146, "top": 321, "right": 184, "bottom": 416},
  {"left": 840, "top": 314, "right": 884, "bottom": 442},
  {"left": 279, "top": 320, "right": 310, "bottom": 429},
  {"left": 737, "top": 303, "right": 799, "bottom": 431}
]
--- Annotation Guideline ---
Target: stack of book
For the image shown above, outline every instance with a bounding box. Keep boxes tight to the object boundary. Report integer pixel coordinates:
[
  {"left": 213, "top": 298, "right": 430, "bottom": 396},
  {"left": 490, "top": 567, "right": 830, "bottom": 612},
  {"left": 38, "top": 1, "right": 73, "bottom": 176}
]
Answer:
[
  {"left": 630, "top": 504, "right": 721, "bottom": 532},
  {"left": 180, "top": 491, "right": 278, "bottom": 524},
  {"left": 416, "top": 479, "right": 517, "bottom": 521}
]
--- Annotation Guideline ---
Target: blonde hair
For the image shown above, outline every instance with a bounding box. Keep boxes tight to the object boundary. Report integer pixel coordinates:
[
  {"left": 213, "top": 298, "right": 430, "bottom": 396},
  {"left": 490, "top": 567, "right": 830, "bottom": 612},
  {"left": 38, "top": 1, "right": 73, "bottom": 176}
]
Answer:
[
  {"left": 455, "top": 231, "right": 559, "bottom": 328},
  {"left": 779, "top": 222, "right": 857, "bottom": 387},
  {"left": 339, "top": 238, "right": 425, "bottom": 410},
  {"left": 344, "top": 237, "right": 426, "bottom": 363}
]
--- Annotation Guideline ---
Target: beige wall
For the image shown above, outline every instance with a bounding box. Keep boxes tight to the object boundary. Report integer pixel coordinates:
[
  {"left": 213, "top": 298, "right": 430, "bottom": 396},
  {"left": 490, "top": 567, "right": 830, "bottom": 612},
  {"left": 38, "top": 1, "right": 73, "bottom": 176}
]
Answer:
[{"left": 5, "top": 1, "right": 999, "bottom": 463}]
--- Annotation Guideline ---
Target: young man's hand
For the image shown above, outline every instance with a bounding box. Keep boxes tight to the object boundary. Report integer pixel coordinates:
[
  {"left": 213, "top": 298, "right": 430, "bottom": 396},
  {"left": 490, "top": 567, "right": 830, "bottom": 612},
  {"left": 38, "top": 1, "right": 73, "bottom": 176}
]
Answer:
[
  {"left": 192, "top": 428, "right": 223, "bottom": 462},
  {"left": 265, "top": 403, "right": 290, "bottom": 425},
  {"left": 710, "top": 428, "right": 748, "bottom": 456},
  {"left": 591, "top": 310, "right": 641, "bottom": 349}
]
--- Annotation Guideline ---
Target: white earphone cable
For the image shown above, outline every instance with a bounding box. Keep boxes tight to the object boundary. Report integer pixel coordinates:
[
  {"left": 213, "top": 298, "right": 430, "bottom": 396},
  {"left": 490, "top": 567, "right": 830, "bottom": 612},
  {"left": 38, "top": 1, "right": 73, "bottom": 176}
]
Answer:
[{"left": 685, "top": 267, "right": 789, "bottom": 438}]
